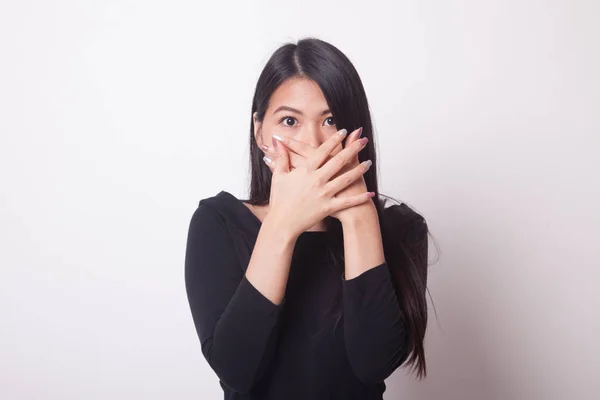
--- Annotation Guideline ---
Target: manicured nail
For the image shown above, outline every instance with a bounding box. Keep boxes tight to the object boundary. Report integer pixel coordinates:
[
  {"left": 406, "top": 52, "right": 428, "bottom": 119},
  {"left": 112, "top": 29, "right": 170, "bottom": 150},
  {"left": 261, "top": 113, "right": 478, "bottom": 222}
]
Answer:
[
  {"left": 364, "top": 159, "right": 372, "bottom": 170},
  {"left": 263, "top": 156, "right": 272, "bottom": 164},
  {"left": 272, "top": 137, "right": 278, "bottom": 148},
  {"left": 366, "top": 191, "right": 375, "bottom": 198},
  {"left": 338, "top": 128, "right": 348, "bottom": 136},
  {"left": 261, "top": 144, "right": 269, "bottom": 151},
  {"left": 358, "top": 137, "right": 368, "bottom": 146},
  {"left": 273, "top": 134, "right": 284, "bottom": 142},
  {"left": 357, "top": 127, "right": 364, "bottom": 138}
]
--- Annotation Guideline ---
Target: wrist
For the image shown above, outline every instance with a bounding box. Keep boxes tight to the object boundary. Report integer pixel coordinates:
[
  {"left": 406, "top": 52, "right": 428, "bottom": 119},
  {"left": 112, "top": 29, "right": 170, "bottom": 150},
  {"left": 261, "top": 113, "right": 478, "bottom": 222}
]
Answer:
[
  {"left": 262, "top": 212, "right": 300, "bottom": 244},
  {"left": 339, "top": 200, "right": 378, "bottom": 226}
]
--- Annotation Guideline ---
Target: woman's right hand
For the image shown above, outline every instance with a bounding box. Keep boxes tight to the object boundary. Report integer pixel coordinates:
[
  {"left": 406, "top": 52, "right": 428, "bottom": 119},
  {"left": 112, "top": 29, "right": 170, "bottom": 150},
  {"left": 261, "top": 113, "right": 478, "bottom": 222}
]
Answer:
[{"left": 263, "top": 128, "right": 374, "bottom": 239}]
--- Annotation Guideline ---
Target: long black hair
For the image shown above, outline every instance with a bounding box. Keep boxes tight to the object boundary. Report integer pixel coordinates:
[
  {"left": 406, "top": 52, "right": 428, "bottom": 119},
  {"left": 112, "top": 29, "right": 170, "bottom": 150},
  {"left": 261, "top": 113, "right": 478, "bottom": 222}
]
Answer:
[{"left": 243, "top": 37, "right": 432, "bottom": 379}]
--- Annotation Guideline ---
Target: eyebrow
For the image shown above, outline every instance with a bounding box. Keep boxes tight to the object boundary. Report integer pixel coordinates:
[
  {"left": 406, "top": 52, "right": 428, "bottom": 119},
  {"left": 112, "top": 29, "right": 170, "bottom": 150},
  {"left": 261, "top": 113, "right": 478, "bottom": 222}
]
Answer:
[{"left": 272, "top": 105, "right": 331, "bottom": 116}]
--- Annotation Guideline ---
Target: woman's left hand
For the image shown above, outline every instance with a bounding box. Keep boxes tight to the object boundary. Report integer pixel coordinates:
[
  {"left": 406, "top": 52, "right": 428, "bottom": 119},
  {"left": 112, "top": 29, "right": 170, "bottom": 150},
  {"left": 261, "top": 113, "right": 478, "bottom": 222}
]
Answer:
[{"left": 261, "top": 127, "right": 371, "bottom": 222}]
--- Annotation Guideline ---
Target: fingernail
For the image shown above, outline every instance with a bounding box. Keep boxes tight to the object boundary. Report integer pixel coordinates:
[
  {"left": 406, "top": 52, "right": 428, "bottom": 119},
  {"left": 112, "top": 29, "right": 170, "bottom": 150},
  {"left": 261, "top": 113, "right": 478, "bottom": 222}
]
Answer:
[
  {"left": 273, "top": 134, "right": 284, "bottom": 142},
  {"left": 261, "top": 144, "right": 269, "bottom": 151},
  {"left": 364, "top": 159, "right": 372, "bottom": 170},
  {"left": 357, "top": 127, "right": 364, "bottom": 138},
  {"left": 338, "top": 128, "right": 348, "bottom": 136},
  {"left": 272, "top": 137, "right": 278, "bottom": 148},
  {"left": 359, "top": 137, "right": 368, "bottom": 146},
  {"left": 263, "top": 156, "right": 272, "bottom": 164}
]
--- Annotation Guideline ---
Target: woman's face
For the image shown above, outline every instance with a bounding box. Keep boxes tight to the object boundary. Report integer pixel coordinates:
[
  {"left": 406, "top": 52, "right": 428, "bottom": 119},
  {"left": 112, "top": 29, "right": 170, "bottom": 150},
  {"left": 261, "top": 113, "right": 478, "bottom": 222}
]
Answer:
[{"left": 253, "top": 77, "right": 343, "bottom": 161}]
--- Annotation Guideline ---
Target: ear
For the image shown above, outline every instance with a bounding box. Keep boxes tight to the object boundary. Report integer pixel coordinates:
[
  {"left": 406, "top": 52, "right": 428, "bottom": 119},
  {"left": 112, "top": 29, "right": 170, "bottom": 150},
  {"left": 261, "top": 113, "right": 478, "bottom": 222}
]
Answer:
[{"left": 253, "top": 112, "right": 263, "bottom": 147}]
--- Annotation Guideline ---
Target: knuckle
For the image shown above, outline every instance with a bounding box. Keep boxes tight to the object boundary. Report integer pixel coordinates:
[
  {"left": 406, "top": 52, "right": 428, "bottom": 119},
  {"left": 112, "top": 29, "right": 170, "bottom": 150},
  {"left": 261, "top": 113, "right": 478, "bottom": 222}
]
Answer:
[
  {"left": 325, "top": 201, "right": 336, "bottom": 214},
  {"left": 318, "top": 186, "right": 330, "bottom": 199},
  {"left": 313, "top": 174, "right": 326, "bottom": 188},
  {"left": 306, "top": 151, "right": 320, "bottom": 165}
]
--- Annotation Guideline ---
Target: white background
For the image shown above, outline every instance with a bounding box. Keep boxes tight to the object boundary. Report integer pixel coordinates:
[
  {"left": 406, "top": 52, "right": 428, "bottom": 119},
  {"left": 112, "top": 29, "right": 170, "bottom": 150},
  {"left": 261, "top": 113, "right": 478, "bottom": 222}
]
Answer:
[{"left": 1, "top": 1, "right": 599, "bottom": 399}]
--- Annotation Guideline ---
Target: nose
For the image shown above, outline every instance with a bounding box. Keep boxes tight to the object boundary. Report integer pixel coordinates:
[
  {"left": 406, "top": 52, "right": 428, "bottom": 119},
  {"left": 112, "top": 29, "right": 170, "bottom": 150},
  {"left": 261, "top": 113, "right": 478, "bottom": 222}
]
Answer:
[{"left": 297, "top": 125, "right": 324, "bottom": 149}]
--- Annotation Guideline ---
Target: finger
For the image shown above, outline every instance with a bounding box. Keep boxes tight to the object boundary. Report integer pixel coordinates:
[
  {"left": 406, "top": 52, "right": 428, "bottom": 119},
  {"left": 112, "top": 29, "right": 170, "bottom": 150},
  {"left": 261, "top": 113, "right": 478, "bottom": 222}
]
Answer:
[
  {"left": 263, "top": 153, "right": 274, "bottom": 170},
  {"left": 305, "top": 128, "right": 349, "bottom": 170},
  {"left": 318, "top": 136, "right": 368, "bottom": 182},
  {"left": 261, "top": 143, "right": 305, "bottom": 169},
  {"left": 310, "top": 127, "right": 362, "bottom": 170},
  {"left": 260, "top": 144, "right": 275, "bottom": 172},
  {"left": 272, "top": 134, "right": 316, "bottom": 157},
  {"left": 344, "top": 126, "right": 363, "bottom": 148},
  {"left": 329, "top": 191, "right": 376, "bottom": 214},
  {"left": 323, "top": 159, "right": 372, "bottom": 196},
  {"left": 272, "top": 136, "right": 290, "bottom": 174}
]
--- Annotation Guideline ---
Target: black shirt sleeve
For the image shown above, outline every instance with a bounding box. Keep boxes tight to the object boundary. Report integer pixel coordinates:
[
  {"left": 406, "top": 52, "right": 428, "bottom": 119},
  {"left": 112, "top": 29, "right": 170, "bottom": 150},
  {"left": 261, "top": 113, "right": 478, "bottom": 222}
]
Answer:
[
  {"left": 184, "top": 203, "right": 285, "bottom": 394},
  {"left": 342, "top": 262, "right": 410, "bottom": 384},
  {"left": 342, "top": 216, "right": 428, "bottom": 384}
]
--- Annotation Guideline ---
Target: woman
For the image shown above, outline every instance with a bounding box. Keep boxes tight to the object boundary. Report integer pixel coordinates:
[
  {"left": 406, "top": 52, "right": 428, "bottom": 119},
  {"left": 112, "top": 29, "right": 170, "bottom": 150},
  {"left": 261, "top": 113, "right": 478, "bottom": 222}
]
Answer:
[{"left": 185, "top": 37, "right": 429, "bottom": 399}]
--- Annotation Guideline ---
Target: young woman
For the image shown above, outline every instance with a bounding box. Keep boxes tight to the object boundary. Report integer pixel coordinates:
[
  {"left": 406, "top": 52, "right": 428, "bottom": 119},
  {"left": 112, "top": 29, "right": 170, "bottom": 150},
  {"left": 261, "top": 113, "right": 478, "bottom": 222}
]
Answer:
[{"left": 185, "top": 37, "right": 429, "bottom": 400}]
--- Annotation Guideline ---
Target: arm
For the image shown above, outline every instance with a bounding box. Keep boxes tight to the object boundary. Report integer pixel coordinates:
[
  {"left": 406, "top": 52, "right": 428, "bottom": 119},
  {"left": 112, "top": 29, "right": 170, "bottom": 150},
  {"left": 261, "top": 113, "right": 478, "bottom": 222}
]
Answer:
[
  {"left": 340, "top": 202, "right": 385, "bottom": 280},
  {"left": 184, "top": 203, "right": 297, "bottom": 393},
  {"left": 339, "top": 202, "right": 411, "bottom": 383},
  {"left": 245, "top": 210, "right": 299, "bottom": 305}
]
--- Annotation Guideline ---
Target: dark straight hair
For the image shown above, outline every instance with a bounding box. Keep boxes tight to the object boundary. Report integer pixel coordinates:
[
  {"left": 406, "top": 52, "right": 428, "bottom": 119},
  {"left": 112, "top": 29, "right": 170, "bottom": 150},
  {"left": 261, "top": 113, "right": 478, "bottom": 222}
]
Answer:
[{"left": 243, "top": 37, "right": 431, "bottom": 379}]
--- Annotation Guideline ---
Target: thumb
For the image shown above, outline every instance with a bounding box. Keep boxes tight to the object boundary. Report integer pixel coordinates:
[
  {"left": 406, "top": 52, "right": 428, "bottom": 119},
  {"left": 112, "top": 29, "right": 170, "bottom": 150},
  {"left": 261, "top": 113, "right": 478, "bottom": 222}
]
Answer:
[{"left": 272, "top": 136, "right": 290, "bottom": 174}]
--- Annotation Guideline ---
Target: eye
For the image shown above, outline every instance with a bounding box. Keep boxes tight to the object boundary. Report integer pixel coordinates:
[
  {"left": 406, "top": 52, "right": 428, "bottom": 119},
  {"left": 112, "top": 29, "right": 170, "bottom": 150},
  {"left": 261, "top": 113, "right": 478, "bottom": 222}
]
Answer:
[
  {"left": 279, "top": 116, "right": 297, "bottom": 127},
  {"left": 324, "top": 116, "right": 336, "bottom": 126}
]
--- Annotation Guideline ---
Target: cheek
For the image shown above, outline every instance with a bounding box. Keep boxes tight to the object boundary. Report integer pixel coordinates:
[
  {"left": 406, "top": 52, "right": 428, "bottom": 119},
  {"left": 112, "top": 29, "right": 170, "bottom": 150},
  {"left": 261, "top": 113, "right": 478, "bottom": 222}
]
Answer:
[
  {"left": 259, "top": 131, "right": 273, "bottom": 147},
  {"left": 259, "top": 120, "right": 277, "bottom": 143},
  {"left": 265, "top": 133, "right": 273, "bottom": 146}
]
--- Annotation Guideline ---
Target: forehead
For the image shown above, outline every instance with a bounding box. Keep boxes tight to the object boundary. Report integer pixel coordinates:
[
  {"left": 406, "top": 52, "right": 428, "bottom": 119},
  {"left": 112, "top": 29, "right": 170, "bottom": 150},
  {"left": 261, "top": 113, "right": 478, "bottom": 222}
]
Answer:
[{"left": 268, "top": 77, "right": 329, "bottom": 113}]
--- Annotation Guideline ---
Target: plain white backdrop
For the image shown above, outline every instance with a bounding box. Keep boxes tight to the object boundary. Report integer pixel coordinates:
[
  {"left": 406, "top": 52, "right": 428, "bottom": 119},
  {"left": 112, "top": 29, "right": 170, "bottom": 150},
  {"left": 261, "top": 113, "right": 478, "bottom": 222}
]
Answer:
[{"left": 1, "top": 1, "right": 598, "bottom": 399}]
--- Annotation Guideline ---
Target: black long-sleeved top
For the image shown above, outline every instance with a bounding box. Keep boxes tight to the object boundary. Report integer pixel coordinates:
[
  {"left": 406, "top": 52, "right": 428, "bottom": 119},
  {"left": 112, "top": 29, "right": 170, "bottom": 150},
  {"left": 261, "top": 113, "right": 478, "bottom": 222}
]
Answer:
[{"left": 185, "top": 190, "right": 424, "bottom": 399}]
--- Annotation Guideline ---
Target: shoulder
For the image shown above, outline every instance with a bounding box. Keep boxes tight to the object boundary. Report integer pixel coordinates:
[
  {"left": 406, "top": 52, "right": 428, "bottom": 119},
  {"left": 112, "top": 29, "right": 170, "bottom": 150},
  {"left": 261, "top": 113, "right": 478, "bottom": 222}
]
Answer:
[
  {"left": 185, "top": 191, "right": 242, "bottom": 261},
  {"left": 383, "top": 202, "right": 426, "bottom": 224},
  {"left": 197, "top": 190, "right": 231, "bottom": 213},
  {"left": 382, "top": 202, "right": 428, "bottom": 243},
  {"left": 189, "top": 190, "right": 258, "bottom": 242},
  {"left": 188, "top": 190, "right": 232, "bottom": 233}
]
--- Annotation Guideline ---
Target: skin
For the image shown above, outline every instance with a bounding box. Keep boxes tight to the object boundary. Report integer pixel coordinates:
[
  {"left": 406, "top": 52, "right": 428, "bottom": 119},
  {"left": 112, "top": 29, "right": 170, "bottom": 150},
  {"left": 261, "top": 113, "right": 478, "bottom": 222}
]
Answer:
[{"left": 244, "top": 77, "right": 385, "bottom": 305}]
